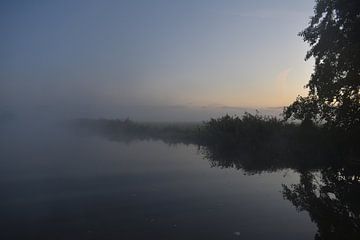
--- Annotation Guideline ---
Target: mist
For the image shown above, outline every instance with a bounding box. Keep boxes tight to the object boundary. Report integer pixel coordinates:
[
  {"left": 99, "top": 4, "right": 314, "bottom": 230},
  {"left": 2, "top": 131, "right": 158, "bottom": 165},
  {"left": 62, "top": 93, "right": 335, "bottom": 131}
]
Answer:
[
  {"left": 2, "top": 1, "right": 359, "bottom": 239},
  {"left": 1, "top": 0, "right": 312, "bottom": 125}
]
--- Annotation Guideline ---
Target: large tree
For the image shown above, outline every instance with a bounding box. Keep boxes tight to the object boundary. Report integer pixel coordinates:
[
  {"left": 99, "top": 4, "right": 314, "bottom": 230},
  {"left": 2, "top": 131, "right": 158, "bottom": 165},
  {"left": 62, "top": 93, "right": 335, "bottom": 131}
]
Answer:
[{"left": 284, "top": 0, "right": 360, "bottom": 129}]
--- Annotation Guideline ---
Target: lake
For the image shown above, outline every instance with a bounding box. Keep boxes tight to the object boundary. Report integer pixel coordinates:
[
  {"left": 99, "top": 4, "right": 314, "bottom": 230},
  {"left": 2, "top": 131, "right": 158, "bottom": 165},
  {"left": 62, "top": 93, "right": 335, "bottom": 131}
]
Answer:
[{"left": 0, "top": 121, "right": 358, "bottom": 239}]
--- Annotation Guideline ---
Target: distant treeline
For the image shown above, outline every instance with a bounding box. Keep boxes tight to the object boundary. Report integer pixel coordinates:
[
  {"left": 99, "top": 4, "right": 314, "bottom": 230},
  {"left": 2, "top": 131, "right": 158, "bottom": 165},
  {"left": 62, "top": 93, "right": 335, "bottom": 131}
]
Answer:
[
  {"left": 72, "top": 113, "right": 360, "bottom": 173},
  {"left": 72, "top": 118, "right": 202, "bottom": 144}
]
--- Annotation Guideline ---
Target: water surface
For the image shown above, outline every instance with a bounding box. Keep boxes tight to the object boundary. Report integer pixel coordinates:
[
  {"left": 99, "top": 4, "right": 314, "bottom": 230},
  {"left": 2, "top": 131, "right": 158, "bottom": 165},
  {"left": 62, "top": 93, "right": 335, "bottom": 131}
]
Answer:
[{"left": 0, "top": 121, "right": 336, "bottom": 239}]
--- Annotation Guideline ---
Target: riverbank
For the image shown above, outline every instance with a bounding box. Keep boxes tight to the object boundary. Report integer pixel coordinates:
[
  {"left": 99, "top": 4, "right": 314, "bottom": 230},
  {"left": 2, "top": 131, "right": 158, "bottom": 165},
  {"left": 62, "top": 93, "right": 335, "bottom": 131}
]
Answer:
[{"left": 72, "top": 113, "right": 360, "bottom": 172}]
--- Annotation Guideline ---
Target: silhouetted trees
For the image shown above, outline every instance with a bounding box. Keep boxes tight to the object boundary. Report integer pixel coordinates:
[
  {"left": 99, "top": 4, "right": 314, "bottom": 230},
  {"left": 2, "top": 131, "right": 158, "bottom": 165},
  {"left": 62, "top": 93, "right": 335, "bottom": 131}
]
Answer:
[
  {"left": 72, "top": 114, "right": 359, "bottom": 172},
  {"left": 284, "top": 0, "right": 360, "bottom": 129}
]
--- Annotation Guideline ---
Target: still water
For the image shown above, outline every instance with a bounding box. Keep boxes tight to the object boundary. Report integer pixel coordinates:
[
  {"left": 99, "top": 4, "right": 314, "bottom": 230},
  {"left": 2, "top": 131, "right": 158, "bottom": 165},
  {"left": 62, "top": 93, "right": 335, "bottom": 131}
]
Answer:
[{"left": 0, "top": 121, "right": 326, "bottom": 239}]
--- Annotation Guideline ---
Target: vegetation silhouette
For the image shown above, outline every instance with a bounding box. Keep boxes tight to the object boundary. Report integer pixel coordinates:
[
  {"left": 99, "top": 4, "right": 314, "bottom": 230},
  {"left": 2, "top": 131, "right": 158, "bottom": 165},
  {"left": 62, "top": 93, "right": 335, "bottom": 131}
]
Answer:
[
  {"left": 72, "top": 113, "right": 359, "bottom": 173},
  {"left": 73, "top": 118, "right": 202, "bottom": 145},
  {"left": 284, "top": 0, "right": 360, "bottom": 129}
]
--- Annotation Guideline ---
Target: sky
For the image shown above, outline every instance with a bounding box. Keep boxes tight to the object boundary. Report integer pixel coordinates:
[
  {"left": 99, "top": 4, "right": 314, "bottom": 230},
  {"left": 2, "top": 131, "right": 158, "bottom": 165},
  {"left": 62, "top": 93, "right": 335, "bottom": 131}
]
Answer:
[{"left": 1, "top": 0, "right": 315, "bottom": 119}]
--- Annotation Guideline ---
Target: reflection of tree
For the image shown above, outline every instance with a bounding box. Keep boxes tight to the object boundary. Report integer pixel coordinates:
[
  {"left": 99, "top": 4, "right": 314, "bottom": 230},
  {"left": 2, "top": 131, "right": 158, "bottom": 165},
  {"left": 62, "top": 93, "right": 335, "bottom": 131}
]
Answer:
[
  {"left": 199, "top": 144, "right": 286, "bottom": 174},
  {"left": 73, "top": 118, "right": 360, "bottom": 237},
  {"left": 282, "top": 167, "right": 360, "bottom": 240}
]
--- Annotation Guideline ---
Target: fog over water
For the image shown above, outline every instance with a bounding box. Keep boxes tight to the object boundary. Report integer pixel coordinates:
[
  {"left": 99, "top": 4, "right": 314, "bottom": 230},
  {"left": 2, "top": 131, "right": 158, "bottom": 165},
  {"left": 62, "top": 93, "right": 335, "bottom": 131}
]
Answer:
[
  {"left": 1, "top": 104, "right": 282, "bottom": 124},
  {"left": 0, "top": 110, "right": 316, "bottom": 240}
]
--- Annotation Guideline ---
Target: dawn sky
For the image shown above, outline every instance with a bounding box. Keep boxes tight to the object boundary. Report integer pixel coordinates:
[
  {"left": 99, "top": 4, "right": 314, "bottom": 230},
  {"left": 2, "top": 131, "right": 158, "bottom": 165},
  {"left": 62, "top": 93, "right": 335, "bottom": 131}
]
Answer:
[{"left": 1, "top": 0, "right": 315, "bottom": 110}]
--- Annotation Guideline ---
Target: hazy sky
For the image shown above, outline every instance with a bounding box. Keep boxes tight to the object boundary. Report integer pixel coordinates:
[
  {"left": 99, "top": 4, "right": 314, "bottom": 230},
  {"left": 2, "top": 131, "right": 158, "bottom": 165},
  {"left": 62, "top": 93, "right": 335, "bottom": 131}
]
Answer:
[{"left": 1, "top": 0, "right": 315, "bottom": 111}]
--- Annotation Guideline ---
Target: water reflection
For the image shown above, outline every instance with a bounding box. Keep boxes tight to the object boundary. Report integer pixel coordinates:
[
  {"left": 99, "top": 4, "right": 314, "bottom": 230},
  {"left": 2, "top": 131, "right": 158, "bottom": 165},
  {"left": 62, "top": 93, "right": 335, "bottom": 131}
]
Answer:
[
  {"left": 75, "top": 122, "right": 360, "bottom": 239},
  {"left": 283, "top": 167, "right": 360, "bottom": 240},
  {"left": 195, "top": 150, "right": 360, "bottom": 239}
]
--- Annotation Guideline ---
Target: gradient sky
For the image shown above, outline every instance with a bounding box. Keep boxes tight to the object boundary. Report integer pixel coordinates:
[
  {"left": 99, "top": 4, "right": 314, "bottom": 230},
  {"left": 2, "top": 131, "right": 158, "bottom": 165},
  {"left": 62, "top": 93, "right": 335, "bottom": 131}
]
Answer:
[{"left": 1, "top": 0, "right": 315, "bottom": 111}]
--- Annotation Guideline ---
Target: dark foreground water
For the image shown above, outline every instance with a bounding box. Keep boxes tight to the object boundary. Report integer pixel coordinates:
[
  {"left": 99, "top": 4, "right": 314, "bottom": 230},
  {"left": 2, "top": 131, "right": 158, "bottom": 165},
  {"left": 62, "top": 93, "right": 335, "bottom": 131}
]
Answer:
[{"left": 0, "top": 121, "right": 358, "bottom": 239}]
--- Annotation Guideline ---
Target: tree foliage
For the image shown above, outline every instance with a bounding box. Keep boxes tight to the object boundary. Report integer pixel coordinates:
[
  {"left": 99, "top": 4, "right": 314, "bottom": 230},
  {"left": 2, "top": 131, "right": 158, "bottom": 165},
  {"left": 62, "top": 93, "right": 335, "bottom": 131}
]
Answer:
[{"left": 284, "top": 0, "right": 360, "bottom": 129}]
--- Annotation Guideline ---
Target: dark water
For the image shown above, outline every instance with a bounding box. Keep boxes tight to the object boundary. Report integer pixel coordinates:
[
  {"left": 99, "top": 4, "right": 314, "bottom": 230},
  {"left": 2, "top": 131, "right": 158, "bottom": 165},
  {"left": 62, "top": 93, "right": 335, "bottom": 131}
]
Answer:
[{"left": 0, "top": 121, "right": 358, "bottom": 239}]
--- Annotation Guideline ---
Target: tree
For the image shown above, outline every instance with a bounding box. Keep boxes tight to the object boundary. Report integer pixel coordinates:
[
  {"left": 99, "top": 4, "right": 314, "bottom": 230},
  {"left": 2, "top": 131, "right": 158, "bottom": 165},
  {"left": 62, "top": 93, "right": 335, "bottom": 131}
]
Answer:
[{"left": 284, "top": 0, "right": 360, "bottom": 129}]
